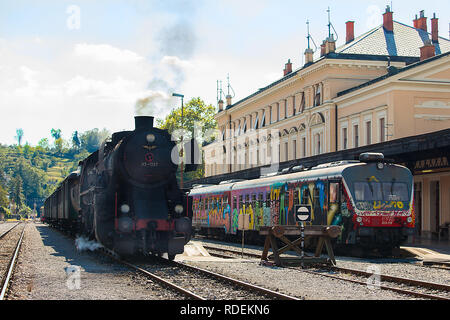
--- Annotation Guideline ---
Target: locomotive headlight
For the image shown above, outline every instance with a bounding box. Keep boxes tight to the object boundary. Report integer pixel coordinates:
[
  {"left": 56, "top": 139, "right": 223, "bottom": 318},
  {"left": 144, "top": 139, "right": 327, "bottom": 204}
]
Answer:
[
  {"left": 120, "top": 204, "right": 130, "bottom": 214},
  {"left": 407, "top": 217, "right": 412, "bottom": 223},
  {"left": 146, "top": 134, "right": 156, "bottom": 143},
  {"left": 376, "top": 162, "right": 384, "bottom": 170},
  {"left": 174, "top": 205, "right": 184, "bottom": 214},
  {"left": 356, "top": 217, "right": 362, "bottom": 223}
]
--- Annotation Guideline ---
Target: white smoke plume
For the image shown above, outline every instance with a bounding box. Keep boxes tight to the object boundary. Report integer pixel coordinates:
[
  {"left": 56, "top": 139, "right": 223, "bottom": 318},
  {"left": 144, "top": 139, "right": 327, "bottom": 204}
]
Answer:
[
  {"left": 75, "top": 236, "right": 103, "bottom": 252},
  {"left": 134, "top": 8, "right": 197, "bottom": 118}
]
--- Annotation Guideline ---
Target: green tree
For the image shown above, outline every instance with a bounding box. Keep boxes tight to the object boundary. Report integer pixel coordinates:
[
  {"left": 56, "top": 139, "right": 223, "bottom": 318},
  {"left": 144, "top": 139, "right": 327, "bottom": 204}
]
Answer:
[
  {"left": 15, "top": 128, "right": 24, "bottom": 146},
  {"left": 51, "top": 128, "right": 61, "bottom": 140},
  {"left": 37, "top": 138, "right": 50, "bottom": 151},
  {"left": 72, "top": 131, "right": 81, "bottom": 149},
  {"left": 9, "top": 175, "right": 25, "bottom": 213},
  {"left": 157, "top": 97, "right": 217, "bottom": 139},
  {"left": 79, "top": 128, "right": 110, "bottom": 153},
  {"left": 157, "top": 97, "right": 217, "bottom": 181},
  {"left": 0, "top": 184, "right": 8, "bottom": 209}
]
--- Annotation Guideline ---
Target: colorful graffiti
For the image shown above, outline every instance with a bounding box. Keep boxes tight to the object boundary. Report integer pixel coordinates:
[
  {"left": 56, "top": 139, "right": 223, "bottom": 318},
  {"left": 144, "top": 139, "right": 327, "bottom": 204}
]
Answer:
[{"left": 192, "top": 179, "right": 341, "bottom": 235}]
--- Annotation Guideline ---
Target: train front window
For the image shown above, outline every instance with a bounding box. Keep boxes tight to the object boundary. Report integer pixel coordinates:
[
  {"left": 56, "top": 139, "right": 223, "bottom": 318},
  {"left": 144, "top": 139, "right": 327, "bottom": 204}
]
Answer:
[
  {"left": 354, "top": 182, "right": 408, "bottom": 201},
  {"left": 382, "top": 182, "right": 408, "bottom": 201}
]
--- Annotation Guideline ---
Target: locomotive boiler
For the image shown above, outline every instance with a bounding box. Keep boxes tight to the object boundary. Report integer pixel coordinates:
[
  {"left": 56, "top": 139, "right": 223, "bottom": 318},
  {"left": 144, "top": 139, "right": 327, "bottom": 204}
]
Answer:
[{"left": 44, "top": 116, "right": 193, "bottom": 259}]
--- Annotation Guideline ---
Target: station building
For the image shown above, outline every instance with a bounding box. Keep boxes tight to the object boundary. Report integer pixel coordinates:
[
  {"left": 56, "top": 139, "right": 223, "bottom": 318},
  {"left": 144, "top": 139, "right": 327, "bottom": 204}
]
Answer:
[{"left": 201, "top": 7, "right": 450, "bottom": 240}]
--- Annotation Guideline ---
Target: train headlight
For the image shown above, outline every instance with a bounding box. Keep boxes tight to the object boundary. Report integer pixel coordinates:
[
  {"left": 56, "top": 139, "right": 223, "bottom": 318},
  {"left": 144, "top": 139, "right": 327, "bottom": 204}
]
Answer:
[
  {"left": 407, "top": 217, "right": 412, "bottom": 223},
  {"left": 121, "top": 204, "right": 130, "bottom": 214},
  {"left": 146, "top": 134, "right": 156, "bottom": 143},
  {"left": 376, "top": 162, "right": 384, "bottom": 170},
  {"left": 174, "top": 205, "right": 184, "bottom": 214},
  {"left": 356, "top": 217, "right": 362, "bottom": 223}
]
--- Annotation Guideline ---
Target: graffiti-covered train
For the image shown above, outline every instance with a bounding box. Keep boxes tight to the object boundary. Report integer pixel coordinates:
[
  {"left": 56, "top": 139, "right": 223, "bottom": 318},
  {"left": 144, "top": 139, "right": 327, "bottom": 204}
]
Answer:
[
  {"left": 189, "top": 153, "right": 415, "bottom": 255},
  {"left": 43, "top": 116, "right": 193, "bottom": 259}
]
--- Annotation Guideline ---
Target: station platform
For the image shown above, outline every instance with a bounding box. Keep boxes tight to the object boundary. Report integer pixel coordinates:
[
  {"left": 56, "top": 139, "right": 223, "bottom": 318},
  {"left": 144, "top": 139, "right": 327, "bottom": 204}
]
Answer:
[
  {"left": 402, "top": 237, "right": 450, "bottom": 265},
  {"left": 174, "top": 241, "right": 249, "bottom": 263}
]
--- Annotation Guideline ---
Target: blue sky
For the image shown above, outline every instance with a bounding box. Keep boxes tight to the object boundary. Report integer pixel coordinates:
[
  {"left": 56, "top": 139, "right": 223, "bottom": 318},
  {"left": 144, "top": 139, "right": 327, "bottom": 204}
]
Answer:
[{"left": 0, "top": 0, "right": 448, "bottom": 145}]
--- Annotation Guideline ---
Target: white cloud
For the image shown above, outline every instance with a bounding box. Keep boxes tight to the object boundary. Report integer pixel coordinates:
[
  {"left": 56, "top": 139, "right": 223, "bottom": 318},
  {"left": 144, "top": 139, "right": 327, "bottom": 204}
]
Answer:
[
  {"left": 74, "top": 43, "right": 145, "bottom": 63},
  {"left": 366, "top": 5, "right": 382, "bottom": 30}
]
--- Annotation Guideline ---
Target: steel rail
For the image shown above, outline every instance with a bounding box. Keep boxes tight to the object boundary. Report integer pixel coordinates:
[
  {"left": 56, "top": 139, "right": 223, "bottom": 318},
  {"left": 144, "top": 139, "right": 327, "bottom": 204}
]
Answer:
[
  {"left": 119, "top": 259, "right": 206, "bottom": 300},
  {"left": 0, "top": 223, "right": 20, "bottom": 240},
  {"left": 0, "top": 224, "right": 26, "bottom": 300},
  {"left": 300, "top": 268, "right": 450, "bottom": 301},
  {"left": 332, "top": 266, "right": 450, "bottom": 293},
  {"left": 170, "top": 260, "right": 301, "bottom": 301},
  {"left": 99, "top": 248, "right": 205, "bottom": 300},
  {"left": 203, "top": 243, "right": 450, "bottom": 300}
]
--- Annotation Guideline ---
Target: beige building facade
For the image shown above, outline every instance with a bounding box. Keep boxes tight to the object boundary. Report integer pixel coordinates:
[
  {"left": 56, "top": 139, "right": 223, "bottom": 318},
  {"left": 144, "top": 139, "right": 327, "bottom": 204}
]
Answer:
[{"left": 202, "top": 7, "right": 450, "bottom": 239}]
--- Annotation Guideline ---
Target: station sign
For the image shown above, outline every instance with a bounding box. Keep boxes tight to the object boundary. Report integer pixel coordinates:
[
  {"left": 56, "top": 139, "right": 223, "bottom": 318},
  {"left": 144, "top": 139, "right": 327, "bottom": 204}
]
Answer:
[{"left": 295, "top": 205, "right": 311, "bottom": 223}]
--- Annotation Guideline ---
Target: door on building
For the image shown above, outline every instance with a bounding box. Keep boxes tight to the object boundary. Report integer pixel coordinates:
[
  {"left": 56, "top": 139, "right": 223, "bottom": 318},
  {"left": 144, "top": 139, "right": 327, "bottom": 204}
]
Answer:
[
  {"left": 430, "top": 181, "right": 440, "bottom": 239},
  {"left": 414, "top": 182, "right": 422, "bottom": 236}
]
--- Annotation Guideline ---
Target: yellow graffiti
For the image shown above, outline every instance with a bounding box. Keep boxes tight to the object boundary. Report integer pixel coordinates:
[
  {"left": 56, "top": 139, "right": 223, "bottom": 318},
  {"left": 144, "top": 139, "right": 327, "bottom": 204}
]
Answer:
[
  {"left": 327, "top": 203, "right": 339, "bottom": 225},
  {"left": 308, "top": 183, "right": 315, "bottom": 221},
  {"left": 368, "top": 176, "right": 379, "bottom": 182}
]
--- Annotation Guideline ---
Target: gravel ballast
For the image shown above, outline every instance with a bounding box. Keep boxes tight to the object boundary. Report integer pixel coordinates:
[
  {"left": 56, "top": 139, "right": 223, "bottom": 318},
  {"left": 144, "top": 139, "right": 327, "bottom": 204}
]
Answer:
[{"left": 8, "top": 223, "right": 185, "bottom": 300}]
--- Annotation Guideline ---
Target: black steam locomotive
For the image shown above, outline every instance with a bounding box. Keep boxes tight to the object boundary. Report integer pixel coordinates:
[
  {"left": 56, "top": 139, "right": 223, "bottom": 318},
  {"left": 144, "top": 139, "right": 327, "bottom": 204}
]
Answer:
[{"left": 43, "top": 116, "right": 193, "bottom": 259}]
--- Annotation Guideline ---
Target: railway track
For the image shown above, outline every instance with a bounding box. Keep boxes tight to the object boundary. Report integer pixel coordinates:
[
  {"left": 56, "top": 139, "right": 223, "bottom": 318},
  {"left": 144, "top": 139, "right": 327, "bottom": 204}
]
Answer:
[
  {"left": 0, "top": 223, "right": 26, "bottom": 300},
  {"left": 104, "top": 250, "right": 300, "bottom": 300},
  {"left": 0, "top": 222, "right": 20, "bottom": 240},
  {"left": 202, "top": 243, "right": 450, "bottom": 300}
]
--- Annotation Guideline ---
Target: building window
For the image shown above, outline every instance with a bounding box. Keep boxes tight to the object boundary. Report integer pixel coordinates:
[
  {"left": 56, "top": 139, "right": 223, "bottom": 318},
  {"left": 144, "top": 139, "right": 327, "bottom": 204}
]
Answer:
[
  {"left": 380, "top": 117, "right": 386, "bottom": 142},
  {"left": 302, "top": 137, "right": 306, "bottom": 157},
  {"left": 314, "top": 133, "right": 321, "bottom": 155},
  {"left": 284, "top": 142, "right": 288, "bottom": 161},
  {"left": 292, "top": 96, "right": 296, "bottom": 116},
  {"left": 292, "top": 140, "right": 297, "bottom": 159},
  {"left": 261, "top": 111, "right": 266, "bottom": 127},
  {"left": 342, "top": 127, "right": 348, "bottom": 150},
  {"left": 299, "top": 93, "right": 305, "bottom": 113},
  {"left": 277, "top": 103, "right": 280, "bottom": 122},
  {"left": 284, "top": 100, "right": 287, "bottom": 119},
  {"left": 314, "top": 84, "right": 321, "bottom": 107},
  {"left": 354, "top": 124, "right": 359, "bottom": 148},
  {"left": 366, "top": 121, "right": 371, "bottom": 145}
]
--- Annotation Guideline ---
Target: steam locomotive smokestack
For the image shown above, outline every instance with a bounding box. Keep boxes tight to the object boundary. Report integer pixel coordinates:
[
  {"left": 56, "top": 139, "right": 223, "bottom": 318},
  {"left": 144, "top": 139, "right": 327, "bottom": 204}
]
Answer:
[{"left": 135, "top": 116, "right": 154, "bottom": 130}]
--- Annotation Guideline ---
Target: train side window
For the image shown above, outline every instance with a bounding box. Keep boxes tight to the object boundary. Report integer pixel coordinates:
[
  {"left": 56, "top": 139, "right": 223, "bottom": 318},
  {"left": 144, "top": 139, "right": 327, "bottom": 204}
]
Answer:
[
  {"left": 239, "top": 195, "right": 243, "bottom": 207},
  {"left": 233, "top": 196, "right": 237, "bottom": 209},
  {"left": 258, "top": 193, "right": 263, "bottom": 206},
  {"left": 301, "top": 188, "right": 309, "bottom": 204},
  {"left": 294, "top": 188, "right": 299, "bottom": 205},
  {"left": 252, "top": 194, "right": 256, "bottom": 206},
  {"left": 330, "top": 183, "right": 340, "bottom": 203},
  {"left": 313, "top": 187, "right": 320, "bottom": 201},
  {"left": 246, "top": 194, "right": 250, "bottom": 204},
  {"left": 266, "top": 192, "right": 271, "bottom": 207}
]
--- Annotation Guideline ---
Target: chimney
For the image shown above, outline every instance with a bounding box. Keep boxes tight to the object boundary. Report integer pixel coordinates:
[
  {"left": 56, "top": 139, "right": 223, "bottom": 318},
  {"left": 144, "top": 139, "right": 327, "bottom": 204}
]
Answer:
[
  {"left": 320, "top": 41, "right": 326, "bottom": 57},
  {"left": 135, "top": 116, "right": 154, "bottom": 130},
  {"left": 304, "top": 48, "right": 314, "bottom": 65},
  {"left": 420, "top": 40, "right": 435, "bottom": 61},
  {"left": 416, "top": 10, "right": 427, "bottom": 31},
  {"left": 283, "top": 59, "right": 292, "bottom": 76},
  {"left": 413, "top": 14, "right": 418, "bottom": 29},
  {"left": 431, "top": 13, "right": 439, "bottom": 43},
  {"left": 226, "top": 94, "right": 232, "bottom": 107},
  {"left": 346, "top": 21, "right": 355, "bottom": 43},
  {"left": 325, "top": 35, "right": 336, "bottom": 54},
  {"left": 218, "top": 99, "right": 224, "bottom": 112},
  {"left": 383, "top": 5, "right": 393, "bottom": 32}
]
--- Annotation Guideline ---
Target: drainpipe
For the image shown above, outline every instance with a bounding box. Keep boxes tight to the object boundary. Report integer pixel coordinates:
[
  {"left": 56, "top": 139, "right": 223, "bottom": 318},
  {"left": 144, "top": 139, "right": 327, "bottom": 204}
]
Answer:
[{"left": 335, "top": 103, "right": 338, "bottom": 152}]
